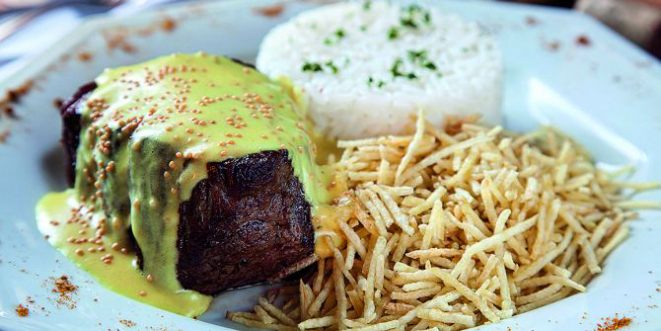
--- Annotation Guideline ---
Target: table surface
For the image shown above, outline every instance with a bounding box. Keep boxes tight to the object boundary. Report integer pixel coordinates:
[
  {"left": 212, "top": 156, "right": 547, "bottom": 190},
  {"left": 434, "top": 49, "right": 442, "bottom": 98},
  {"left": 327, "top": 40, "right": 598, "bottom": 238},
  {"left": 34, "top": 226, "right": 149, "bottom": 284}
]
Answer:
[{"left": 0, "top": 0, "right": 175, "bottom": 79}]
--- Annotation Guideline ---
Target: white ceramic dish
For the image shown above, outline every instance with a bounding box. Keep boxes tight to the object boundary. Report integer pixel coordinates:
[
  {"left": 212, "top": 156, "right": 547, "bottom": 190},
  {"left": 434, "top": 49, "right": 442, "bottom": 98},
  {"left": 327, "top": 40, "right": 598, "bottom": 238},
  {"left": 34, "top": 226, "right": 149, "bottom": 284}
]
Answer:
[{"left": 1, "top": 0, "right": 660, "bottom": 330}]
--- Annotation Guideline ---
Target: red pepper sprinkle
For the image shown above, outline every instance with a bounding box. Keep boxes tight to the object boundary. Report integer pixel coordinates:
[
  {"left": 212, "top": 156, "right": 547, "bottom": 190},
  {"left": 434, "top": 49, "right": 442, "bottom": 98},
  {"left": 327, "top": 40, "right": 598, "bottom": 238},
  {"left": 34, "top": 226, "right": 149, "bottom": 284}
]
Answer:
[{"left": 592, "top": 316, "right": 632, "bottom": 331}]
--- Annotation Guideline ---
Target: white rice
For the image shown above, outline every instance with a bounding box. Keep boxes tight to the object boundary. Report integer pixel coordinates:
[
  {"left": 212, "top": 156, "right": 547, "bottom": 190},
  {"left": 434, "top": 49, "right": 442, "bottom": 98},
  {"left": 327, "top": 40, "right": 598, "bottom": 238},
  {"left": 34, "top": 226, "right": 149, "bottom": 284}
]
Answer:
[{"left": 256, "top": 1, "right": 503, "bottom": 139}]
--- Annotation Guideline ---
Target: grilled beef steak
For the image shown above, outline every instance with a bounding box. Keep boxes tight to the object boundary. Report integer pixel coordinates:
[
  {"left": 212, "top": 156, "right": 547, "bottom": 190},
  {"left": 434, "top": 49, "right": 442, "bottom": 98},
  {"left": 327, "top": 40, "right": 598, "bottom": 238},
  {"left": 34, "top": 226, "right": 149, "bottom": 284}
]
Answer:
[
  {"left": 178, "top": 150, "right": 314, "bottom": 294},
  {"left": 60, "top": 82, "right": 97, "bottom": 186},
  {"left": 59, "top": 82, "right": 316, "bottom": 295}
]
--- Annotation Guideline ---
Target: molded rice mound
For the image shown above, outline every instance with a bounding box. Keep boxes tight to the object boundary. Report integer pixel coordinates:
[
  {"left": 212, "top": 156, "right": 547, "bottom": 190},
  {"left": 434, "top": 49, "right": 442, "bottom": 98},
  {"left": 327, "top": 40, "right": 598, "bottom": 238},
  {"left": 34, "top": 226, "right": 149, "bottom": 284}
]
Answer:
[{"left": 257, "top": 1, "right": 503, "bottom": 139}]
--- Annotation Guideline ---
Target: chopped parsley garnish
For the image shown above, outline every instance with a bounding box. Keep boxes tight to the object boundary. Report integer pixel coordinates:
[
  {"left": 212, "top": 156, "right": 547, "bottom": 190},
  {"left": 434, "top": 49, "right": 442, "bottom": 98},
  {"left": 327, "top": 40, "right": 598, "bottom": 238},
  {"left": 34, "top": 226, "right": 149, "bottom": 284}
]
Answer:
[
  {"left": 390, "top": 58, "right": 403, "bottom": 76},
  {"left": 325, "top": 61, "right": 339, "bottom": 74},
  {"left": 302, "top": 61, "right": 339, "bottom": 74},
  {"left": 390, "top": 58, "right": 418, "bottom": 80},
  {"left": 398, "top": 5, "right": 432, "bottom": 31},
  {"left": 363, "top": 1, "right": 372, "bottom": 11},
  {"left": 400, "top": 17, "right": 418, "bottom": 29},
  {"left": 408, "top": 50, "right": 437, "bottom": 71},
  {"left": 408, "top": 50, "right": 427, "bottom": 61},
  {"left": 324, "top": 28, "right": 347, "bottom": 45},
  {"left": 360, "top": 25, "right": 367, "bottom": 32},
  {"left": 367, "top": 77, "right": 386, "bottom": 88},
  {"left": 388, "top": 27, "right": 399, "bottom": 40},
  {"left": 424, "top": 12, "right": 431, "bottom": 23},
  {"left": 423, "top": 62, "right": 437, "bottom": 70},
  {"left": 302, "top": 62, "right": 323, "bottom": 72},
  {"left": 389, "top": 5, "right": 432, "bottom": 40}
]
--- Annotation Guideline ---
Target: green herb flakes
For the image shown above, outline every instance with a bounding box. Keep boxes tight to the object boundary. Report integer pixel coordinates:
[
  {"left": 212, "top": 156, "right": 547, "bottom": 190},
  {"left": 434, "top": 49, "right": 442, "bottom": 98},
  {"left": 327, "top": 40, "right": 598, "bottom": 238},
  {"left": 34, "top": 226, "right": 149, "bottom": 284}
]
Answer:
[
  {"left": 399, "top": 4, "right": 432, "bottom": 31},
  {"left": 302, "top": 61, "right": 339, "bottom": 74},
  {"left": 324, "top": 28, "right": 347, "bottom": 46},
  {"left": 400, "top": 17, "right": 417, "bottom": 29},
  {"left": 408, "top": 50, "right": 427, "bottom": 61},
  {"left": 325, "top": 61, "right": 339, "bottom": 74},
  {"left": 363, "top": 1, "right": 372, "bottom": 10},
  {"left": 367, "top": 77, "right": 386, "bottom": 88},
  {"left": 423, "top": 62, "right": 437, "bottom": 70},
  {"left": 390, "top": 58, "right": 417, "bottom": 80},
  {"left": 388, "top": 27, "right": 399, "bottom": 40},
  {"left": 302, "top": 62, "right": 323, "bottom": 72},
  {"left": 408, "top": 49, "right": 437, "bottom": 71}
]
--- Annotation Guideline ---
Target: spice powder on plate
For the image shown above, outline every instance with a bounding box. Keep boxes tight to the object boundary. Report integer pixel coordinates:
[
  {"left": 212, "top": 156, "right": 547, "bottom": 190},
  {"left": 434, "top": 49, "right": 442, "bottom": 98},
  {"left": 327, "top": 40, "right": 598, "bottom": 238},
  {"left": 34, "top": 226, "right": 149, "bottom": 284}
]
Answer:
[
  {"left": 593, "top": 315, "right": 632, "bottom": 331},
  {"left": 15, "top": 304, "right": 28, "bottom": 317}
]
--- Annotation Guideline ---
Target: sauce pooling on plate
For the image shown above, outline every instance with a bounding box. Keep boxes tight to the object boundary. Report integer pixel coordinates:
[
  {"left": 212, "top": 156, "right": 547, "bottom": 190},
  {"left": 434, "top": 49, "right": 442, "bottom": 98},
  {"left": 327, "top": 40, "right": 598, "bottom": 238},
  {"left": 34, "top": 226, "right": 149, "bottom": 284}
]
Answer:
[{"left": 36, "top": 53, "right": 339, "bottom": 316}]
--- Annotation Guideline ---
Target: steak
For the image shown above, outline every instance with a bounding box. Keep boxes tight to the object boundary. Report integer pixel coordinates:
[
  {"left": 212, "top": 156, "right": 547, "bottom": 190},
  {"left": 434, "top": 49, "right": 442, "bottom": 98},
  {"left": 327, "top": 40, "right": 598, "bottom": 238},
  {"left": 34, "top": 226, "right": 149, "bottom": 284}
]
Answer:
[
  {"left": 177, "top": 150, "right": 315, "bottom": 294},
  {"left": 59, "top": 82, "right": 316, "bottom": 295},
  {"left": 60, "top": 81, "right": 97, "bottom": 186}
]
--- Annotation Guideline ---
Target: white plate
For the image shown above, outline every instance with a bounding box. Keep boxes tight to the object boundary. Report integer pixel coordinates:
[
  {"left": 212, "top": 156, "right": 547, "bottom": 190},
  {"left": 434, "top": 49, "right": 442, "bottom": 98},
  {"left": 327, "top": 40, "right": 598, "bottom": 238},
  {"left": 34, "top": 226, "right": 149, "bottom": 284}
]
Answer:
[{"left": 1, "top": 0, "right": 661, "bottom": 330}]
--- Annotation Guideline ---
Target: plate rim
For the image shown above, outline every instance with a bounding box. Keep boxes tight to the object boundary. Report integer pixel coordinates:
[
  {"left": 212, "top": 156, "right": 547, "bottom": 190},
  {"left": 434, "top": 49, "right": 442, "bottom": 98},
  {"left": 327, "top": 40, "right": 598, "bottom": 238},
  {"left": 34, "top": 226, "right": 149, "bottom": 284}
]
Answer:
[{"left": 2, "top": 1, "right": 661, "bottom": 330}]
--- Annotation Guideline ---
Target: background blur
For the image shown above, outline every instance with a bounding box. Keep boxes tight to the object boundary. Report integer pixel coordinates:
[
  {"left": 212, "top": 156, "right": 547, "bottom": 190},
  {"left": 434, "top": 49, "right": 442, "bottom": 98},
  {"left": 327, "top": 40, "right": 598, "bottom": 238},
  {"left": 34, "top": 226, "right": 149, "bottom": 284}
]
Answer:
[
  {"left": 0, "top": 0, "right": 659, "bottom": 79},
  {"left": 520, "top": 0, "right": 661, "bottom": 58}
]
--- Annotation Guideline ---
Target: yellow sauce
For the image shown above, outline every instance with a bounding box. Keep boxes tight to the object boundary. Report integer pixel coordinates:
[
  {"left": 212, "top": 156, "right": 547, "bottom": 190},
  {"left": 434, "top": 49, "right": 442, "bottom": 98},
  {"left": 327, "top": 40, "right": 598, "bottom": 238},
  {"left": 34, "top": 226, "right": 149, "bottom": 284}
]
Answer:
[
  {"left": 311, "top": 166, "right": 349, "bottom": 258},
  {"left": 35, "top": 53, "right": 347, "bottom": 316},
  {"left": 36, "top": 190, "right": 211, "bottom": 316}
]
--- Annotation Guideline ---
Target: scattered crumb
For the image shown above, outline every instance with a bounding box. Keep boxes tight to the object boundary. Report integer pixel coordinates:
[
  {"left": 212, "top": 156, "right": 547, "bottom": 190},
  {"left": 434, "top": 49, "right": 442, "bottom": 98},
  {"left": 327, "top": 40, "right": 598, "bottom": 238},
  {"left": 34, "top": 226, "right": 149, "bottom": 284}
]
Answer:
[
  {"left": 104, "top": 29, "right": 137, "bottom": 53},
  {"left": 51, "top": 275, "right": 78, "bottom": 309},
  {"left": 161, "top": 18, "right": 177, "bottom": 32},
  {"left": 78, "top": 52, "right": 93, "bottom": 62},
  {"left": 254, "top": 3, "right": 285, "bottom": 17},
  {"left": 2, "top": 106, "right": 14, "bottom": 118},
  {"left": 0, "top": 130, "right": 10, "bottom": 143},
  {"left": 592, "top": 316, "right": 631, "bottom": 331},
  {"left": 1, "top": 79, "right": 34, "bottom": 119},
  {"left": 525, "top": 16, "right": 537, "bottom": 26},
  {"left": 53, "top": 275, "right": 77, "bottom": 295},
  {"left": 15, "top": 304, "right": 28, "bottom": 317},
  {"left": 120, "top": 319, "right": 137, "bottom": 327},
  {"left": 5, "top": 80, "right": 33, "bottom": 104},
  {"left": 53, "top": 98, "right": 63, "bottom": 109},
  {"left": 576, "top": 34, "right": 591, "bottom": 46},
  {"left": 543, "top": 40, "right": 561, "bottom": 52}
]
